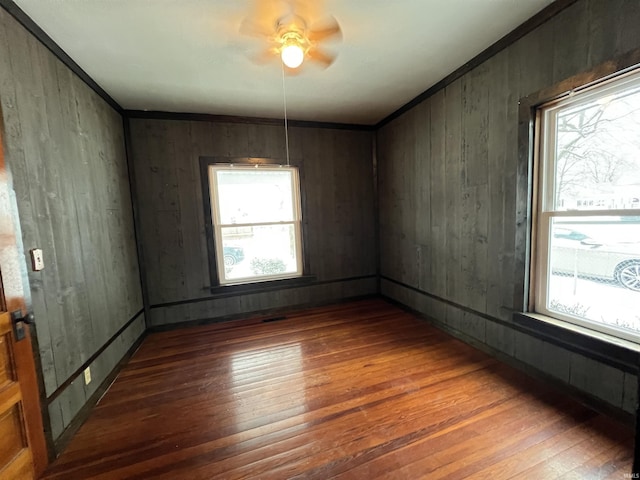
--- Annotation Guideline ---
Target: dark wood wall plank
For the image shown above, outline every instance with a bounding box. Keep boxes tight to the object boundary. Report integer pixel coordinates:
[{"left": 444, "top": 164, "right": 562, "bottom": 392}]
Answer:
[
  {"left": 427, "top": 92, "right": 446, "bottom": 298},
  {"left": 443, "top": 79, "right": 463, "bottom": 304}
]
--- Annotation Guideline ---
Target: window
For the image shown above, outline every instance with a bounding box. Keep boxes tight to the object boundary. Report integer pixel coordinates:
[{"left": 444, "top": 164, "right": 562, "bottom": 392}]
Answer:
[
  {"left": 533, "top": 69, "right": 640, "bottom": 343},
  {"left": 207, "top": 164, "right": 303, "bottom": 285}
]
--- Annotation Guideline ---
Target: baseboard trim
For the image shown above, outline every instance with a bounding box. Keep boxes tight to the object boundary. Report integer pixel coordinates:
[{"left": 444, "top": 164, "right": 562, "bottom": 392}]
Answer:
[
  {"left": 148, "top": 294, "right": 378, "bottom": 333},
  {"left": 51, "top": 330, "right": 147, "bottom": 456},
  {"left": 46, "top": 309, "right": 144, "bottom": 404},
  {"left": 149, "top": 275, "right": 377, "bottom": 310}
]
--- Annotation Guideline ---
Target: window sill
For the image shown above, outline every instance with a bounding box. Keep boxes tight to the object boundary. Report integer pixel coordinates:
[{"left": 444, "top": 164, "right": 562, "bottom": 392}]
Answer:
[
  {"left": 208, "top": 274, "right": 317, "bottom": 296},
  {"left": 513, "top": 312, "right": 640, "bottom": 373}
]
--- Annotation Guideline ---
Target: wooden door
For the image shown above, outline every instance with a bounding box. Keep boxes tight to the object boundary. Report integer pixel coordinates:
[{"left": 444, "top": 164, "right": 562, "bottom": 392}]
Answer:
[{"left": 0, "top": 110, "right": 47, "bottom": 478}]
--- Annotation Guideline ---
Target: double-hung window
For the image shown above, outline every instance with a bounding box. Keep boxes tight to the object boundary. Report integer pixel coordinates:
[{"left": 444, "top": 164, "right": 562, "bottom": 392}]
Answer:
[
  {"left": 533, "top": 69, "right": 640, "bottom": 343},
  {"left": 208, "top": 164, "right": 303, "bottom": 285}
]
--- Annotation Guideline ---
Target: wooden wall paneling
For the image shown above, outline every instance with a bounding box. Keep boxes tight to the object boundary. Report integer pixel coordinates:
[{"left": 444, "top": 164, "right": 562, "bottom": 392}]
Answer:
[
  {"left": 586, "top": 0, "right": 621, "bottom": 66},
  {"left": 47, "top": 400, "right": 64, "bottom": 441},
  {"left": 164, "top": 121, "right": 193, "bottom": 302},
  {"left": 57, "top": 379, "right": 85, "bottom": 430},
  {"left": 357, "top": 132, "right": 377, "bottom": 276},
  {"left": 0, "top": 8, "right": 144, "bottom": 442},
  {"left": 383, "top": 115, "right": 409, "bottom": 285},
  {"left": 402, "top": 111, "right": 419, "bottom": 287},
  {"left": 428, "top": 92, "right": 447, "bottom": 298},
  {"left": 335, "top": 131, "right": 358, "bottom": 278},
  {"left": 460, "top": 65, "right": 490, "bottom": 314},
  {"left": 460, "top": 310, "right": 486, "bottom": 343},
  {"left": 377, "top": 127, "right": 392, "bottom": 279},
  {"left": 313, "top": 129, "right": 338, "bottom": 279},
  {"left": 155, "top": 130, "right": 185, "bottom": 304},
  {"left": 333, "top": 130, "right": 353, "bottom": 278},
  {"left": 268, "top": 121, "right": 287, "bottom": 159},
  {"left": 130, "top": 121, "right": 164, "bottom": 304},
  {"left": 443, "top": 79, "right": 463, "bottom": 304},
  {"left": 551, "top": 2, "right": 590, "bottom": 84},
  {"left": 39, "top": 47, "right": 93, "bottom": 384},
  {"left": 414, "top": 101, "right": 431, "bottom": 292},
  {"left": 540, "top": 340, "right": 572, "bottom": 383},
  {"left": 461, "top": 63, "right": 490, "bottom": 189},
  {"left": 485, "top": 320, "right": 515, "bottom": 357},
  {"left": 485, "top": 52, "right": 509, "bottom": 321},
  {"left": 329, "top": 129, "right": 375, "bottom": 279},
  {"left": 501, "top": 43, "right": 524, "bottom": 314},
  {"left": 622, "top": 372, "right": 638, "bottom": 414},
  {"left": 102, "top": 110, "right": 141, "bottom": 321},
  {"left": 512, "top": 18, "right": 554, "bottom": 102},
  {"left": 177, "top": 123, "right": 208, "bottom": 301},
  {"left": 8, "top": 19, "right": 82, "bottom": 387},
  {"left": 376, "top": 128, "right": 389, "bottom": 277},
  {"left": 358, "top": 131, "right": 378, "bottom": 275},
  {"left": 296, "top": 127, "right": 320, "bottom": 277},
  {"left": 569, "top": 352, "right": 625, "bottom": 409},
  {"left": 614, "top": 0, "right": 640, "bottom": 54},
  {"left": 0, "top": 13, "right": 56, "bottom": 399},
  {"left": 69, "top": 80, "right": 113, "bottom": 355},
  {"left": 352, "top": 129, "right": 377, "bottom": 278},
  {"left": 325, "top": 128, "right": 345, "bottom": 277},
  {"left": 385, "top": 121, "right": 405, "bottom": 282},
  {"left": 144, "top": 121, "right": 184, "bottom": 304},
  {"left": 135, "top": 120, "right": 199, "bottom": 305},
  {"left": 187, "top": 121, "right": 217, "bottom": 291}
]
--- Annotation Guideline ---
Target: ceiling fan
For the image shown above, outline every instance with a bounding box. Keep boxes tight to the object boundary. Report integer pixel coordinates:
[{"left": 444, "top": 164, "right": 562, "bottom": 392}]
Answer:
[{"left": 239, "top": 0, "right": 342, "bottom": 73}]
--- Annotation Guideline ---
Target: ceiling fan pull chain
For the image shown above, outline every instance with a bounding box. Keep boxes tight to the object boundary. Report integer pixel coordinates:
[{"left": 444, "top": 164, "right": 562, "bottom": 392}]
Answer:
[{"left": 281, "top": 61, "right": 291, "bottom": 166}]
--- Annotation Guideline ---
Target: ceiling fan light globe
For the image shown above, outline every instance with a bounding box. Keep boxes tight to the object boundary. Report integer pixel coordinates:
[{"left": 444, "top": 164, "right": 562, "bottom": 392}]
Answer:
[{"left": 281, "top": 45, "right": 304, "bottom": 68}]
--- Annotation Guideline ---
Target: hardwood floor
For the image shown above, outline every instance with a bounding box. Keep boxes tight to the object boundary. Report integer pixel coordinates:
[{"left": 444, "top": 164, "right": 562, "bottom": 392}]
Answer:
[{"left": 41, "top": 299, "right": 633, "bottom": 479}]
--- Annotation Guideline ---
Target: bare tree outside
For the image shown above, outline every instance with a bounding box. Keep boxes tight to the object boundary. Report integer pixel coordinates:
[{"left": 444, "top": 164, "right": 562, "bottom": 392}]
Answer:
[{"left": 554, "top": 88, "right": 640, "bottom": 210}]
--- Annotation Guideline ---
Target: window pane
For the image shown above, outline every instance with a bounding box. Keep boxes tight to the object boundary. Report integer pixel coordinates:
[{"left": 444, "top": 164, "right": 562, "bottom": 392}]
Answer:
[
  {"left": 220, "top": 224, "right": 300, "bottom": 282},
  {"left": 215, "top": 169, "right": 295, "bottom": 224},
  {"left": 553, "top": 83, "right": 640, "bottom": 211},
  {"left": 547, "top": 217, "right": 640, "bottom": 334}
]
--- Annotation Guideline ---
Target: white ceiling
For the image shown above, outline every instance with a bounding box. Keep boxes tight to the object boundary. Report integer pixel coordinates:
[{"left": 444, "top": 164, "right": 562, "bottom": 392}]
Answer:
[{"left": 13, "top": 0, "right": 556, "bottom": 125}]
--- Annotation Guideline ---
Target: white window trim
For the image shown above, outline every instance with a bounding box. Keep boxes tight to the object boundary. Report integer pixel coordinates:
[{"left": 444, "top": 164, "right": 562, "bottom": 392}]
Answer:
[
  {"left": 533, "top": 69, "right": 640, "bottom": 344},
  {"left": 208, "top": 164, "right": 303, "bottom": 286}
]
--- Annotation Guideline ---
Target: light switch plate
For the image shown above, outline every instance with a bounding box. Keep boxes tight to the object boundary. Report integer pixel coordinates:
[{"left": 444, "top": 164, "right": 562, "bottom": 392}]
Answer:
[{"left": 30, "top": 249, "right": 44, "bottom": 271}]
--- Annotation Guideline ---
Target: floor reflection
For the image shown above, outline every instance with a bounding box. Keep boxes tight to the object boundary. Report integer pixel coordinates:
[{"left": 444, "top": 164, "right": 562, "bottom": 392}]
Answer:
[{"left": 230, "top": 343, "right": 306, "bottom": 428}]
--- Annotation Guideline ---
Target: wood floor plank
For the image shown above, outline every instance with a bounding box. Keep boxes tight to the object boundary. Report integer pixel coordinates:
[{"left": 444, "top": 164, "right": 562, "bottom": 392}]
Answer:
[{"left": 40, "top": 299, "right": 633, "bottom": 479}]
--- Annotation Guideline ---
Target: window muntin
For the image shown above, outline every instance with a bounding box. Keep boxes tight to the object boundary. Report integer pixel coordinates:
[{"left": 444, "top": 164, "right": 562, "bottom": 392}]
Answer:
[
  {"left": 534, "top": 70, "right": 640, "bottom": 343},
  {"left": 209, "top": 165, "right": 303, "bottom": 285}
]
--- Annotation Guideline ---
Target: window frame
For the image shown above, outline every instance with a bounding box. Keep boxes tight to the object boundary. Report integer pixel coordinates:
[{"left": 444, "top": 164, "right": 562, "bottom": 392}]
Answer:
[
  {"left": 530, "top": 68, "right": 640, "bottom": 344},
  {"left": 199, "top": 157, "right": 312, "bottom": 291}
]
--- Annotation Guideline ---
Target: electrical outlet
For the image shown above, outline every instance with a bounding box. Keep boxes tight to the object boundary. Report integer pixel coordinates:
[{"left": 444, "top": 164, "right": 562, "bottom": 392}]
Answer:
[{"left": 84, "top": 367, "right": 92, "bottom": 385}]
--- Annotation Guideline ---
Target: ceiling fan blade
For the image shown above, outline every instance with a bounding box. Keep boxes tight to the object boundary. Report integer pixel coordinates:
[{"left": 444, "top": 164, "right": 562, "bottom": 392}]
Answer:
[
  {"left": 306, "top": 47, "right": 336, "bottom": 68},
  {"left": 307, "top": 16, "right": 342, "bottom": 43},
  {"left": 239, "top": 17, "right": 274, "bottom": 38},
  {"left": 241, "top": 0, "right": 295, "bottom": 37},
  {"left": 250, "top": 47, "right": 279, "bottom": 65}
]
